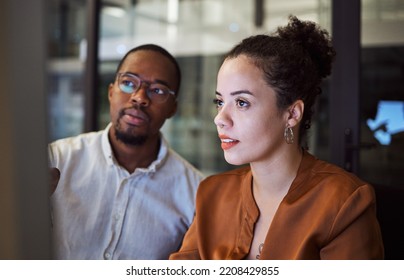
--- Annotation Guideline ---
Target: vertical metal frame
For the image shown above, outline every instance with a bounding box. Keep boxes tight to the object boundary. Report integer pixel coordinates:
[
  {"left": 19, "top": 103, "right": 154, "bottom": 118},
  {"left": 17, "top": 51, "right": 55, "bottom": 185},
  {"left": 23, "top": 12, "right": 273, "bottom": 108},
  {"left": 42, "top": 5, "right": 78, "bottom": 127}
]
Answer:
[
  {"left": 84, "top": 0, "right": 101, "bottom": 132},
  {"left": 330, "top": 0, "right": 361, "bottom": 173},
  {"left": 255, "top": 0, "right": 264, "bottom": 28}
]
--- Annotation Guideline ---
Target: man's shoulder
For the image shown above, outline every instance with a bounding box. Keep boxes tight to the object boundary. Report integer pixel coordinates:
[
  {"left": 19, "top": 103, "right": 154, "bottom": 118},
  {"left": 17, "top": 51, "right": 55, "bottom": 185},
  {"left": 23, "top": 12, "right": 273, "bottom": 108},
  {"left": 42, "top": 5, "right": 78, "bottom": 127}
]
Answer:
[
  {"left": 48, "top": 130, "right": 106, "bottom": 164},
  {"left": 50, "top": 130, "right": 103, "bottom": 149},
  {"left": 165, "top": 147, "right": 204, "bottom": 179}
]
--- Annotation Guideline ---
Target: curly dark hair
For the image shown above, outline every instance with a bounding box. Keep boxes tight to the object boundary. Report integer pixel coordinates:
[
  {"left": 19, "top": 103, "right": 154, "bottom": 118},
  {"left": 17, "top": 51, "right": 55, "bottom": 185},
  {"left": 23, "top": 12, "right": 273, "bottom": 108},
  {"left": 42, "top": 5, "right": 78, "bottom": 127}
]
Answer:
[{"left": 224, "top": 15, "right": 336, "bottom": 147}]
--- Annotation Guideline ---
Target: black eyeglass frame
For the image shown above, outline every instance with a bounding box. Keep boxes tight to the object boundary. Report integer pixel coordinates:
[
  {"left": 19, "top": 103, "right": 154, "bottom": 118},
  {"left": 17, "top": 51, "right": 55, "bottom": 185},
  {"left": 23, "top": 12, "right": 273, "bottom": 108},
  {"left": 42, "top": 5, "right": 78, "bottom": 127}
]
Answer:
[{"left": 116, "top": 72, "right": 176, "bottom": 103}]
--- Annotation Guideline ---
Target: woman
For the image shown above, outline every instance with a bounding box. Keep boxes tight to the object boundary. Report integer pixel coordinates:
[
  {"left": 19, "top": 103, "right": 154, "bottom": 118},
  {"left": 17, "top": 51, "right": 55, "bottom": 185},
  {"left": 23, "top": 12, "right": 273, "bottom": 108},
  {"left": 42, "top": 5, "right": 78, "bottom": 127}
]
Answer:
[{"left": 170, "top": 16, "right": 384, "bottom": 260}]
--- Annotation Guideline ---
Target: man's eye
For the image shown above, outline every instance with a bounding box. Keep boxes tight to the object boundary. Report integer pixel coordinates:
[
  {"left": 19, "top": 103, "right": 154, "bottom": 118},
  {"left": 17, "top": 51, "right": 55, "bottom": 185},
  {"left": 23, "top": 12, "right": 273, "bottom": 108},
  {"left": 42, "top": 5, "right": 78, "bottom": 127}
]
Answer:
[
  {"left": 120, "top": 81, "right": 136, "bottom": 93},
  {"left": 149, "top": 86, "right": 167, "bottom": 95},
  {"left": 122, "top": 78, "right": 140, "bottom": 89}
]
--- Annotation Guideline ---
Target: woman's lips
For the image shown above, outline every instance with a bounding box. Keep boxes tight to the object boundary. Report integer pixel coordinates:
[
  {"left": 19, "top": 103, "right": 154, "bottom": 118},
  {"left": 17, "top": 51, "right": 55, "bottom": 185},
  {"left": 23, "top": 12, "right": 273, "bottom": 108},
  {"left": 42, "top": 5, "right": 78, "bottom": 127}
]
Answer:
[{"left": 219, "top": 135, "right": 240, "bottom": 150}]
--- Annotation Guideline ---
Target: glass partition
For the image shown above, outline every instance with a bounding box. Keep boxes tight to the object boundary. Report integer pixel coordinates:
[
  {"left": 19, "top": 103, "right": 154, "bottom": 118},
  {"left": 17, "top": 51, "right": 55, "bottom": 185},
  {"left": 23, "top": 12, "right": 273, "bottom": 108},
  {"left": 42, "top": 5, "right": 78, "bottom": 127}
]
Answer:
[
  {"left": 359, "top": 0, "right": 404, "bottom": 187},
  {"left": 48, "top": 0, "right": 332, "bottom": 174},
  {"left": 97, "top": 0, "right": 332, "bottom": 174},
  {"left": 48, "top": 0, "right": 87, "bottom": 141}
]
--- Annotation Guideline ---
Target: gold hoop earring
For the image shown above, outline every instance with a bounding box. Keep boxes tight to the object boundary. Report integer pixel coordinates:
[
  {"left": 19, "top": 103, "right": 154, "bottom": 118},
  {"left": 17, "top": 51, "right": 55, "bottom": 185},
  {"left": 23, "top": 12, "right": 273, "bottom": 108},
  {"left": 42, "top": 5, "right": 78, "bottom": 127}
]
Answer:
[{"left": 284, "top": 126, "right": 294, "bottom": 144}]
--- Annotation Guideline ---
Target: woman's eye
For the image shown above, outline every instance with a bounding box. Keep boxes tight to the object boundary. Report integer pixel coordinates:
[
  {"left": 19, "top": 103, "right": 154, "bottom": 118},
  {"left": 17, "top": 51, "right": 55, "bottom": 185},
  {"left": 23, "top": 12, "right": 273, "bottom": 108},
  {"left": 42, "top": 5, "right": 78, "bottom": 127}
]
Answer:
[
  {"left": 236, "top": 99, "right": 249, "bottom": 108},
  {"left": 213, "top": 98, "right": 223, "bottom": 108}
]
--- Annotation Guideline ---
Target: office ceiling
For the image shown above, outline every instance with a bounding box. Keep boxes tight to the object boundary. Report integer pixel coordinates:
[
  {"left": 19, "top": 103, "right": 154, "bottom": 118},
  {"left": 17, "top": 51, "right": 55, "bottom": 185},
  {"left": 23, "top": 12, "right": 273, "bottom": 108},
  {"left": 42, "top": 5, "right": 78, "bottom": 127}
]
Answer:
[{"left": 95, "top": 0, "right": 404, "bottom": 58}]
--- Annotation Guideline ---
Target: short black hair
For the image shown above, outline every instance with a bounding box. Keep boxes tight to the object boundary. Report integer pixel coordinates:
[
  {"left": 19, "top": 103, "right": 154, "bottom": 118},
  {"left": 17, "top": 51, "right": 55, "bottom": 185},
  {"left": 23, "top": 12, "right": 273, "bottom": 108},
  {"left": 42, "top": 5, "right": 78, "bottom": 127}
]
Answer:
[{"left": 115, "top": 44, "right": 181, "bottom": 94}]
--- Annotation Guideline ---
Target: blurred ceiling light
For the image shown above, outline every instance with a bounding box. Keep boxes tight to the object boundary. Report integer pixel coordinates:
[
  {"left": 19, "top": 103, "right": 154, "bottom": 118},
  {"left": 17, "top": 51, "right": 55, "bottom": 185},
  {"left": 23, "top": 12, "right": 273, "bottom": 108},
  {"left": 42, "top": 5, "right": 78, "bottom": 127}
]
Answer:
[
  {"left": 104, "top": 6, "right": 126, "bottom": 18},
  {"left": 168, "top": 0, "right": 179, "bottom": 23},
  {"left": 229, "top": 22, "right": 240, "bottom": 32},
  {"left": 116, "top": 44, "right": 127, "bottom": 55}
]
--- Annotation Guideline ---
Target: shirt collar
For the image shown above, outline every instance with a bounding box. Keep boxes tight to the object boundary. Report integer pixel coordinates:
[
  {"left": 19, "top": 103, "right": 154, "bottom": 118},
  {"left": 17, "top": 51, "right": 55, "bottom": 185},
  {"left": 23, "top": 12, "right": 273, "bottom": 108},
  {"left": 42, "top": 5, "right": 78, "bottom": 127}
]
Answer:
[
  {"left": 102, "top": 123, "right": 115, "bottom": 166},
  {"left": 138, "top": 136, "right": 168, "bottom": 174},
  {"left": 101, "top": 123, "right": 169, "bottom": 174}
]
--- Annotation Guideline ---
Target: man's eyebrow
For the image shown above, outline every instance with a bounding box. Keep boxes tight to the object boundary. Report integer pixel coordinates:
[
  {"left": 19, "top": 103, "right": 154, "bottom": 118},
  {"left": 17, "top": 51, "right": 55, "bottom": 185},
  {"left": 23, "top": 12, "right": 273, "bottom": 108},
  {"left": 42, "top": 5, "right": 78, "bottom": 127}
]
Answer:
[
  {"left": 154, "top": 79, "right": 170, "bottom": 87},
  {"left": 215, "top": 90, "right": 253, "bottom": 96},
  {"left": 123, "top": 71, "right": 139, "bottom": 77},
  {"left": 124, "top": 71, "right": 170, "bottom": 87}
]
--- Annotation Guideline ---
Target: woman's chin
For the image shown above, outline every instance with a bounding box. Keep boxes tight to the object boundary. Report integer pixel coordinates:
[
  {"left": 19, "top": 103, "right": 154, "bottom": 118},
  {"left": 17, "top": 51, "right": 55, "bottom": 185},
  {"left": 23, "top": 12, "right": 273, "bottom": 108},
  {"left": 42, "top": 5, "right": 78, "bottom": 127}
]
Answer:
[{"left": 224, "top": 154, "right": 248, "bottom": 166}]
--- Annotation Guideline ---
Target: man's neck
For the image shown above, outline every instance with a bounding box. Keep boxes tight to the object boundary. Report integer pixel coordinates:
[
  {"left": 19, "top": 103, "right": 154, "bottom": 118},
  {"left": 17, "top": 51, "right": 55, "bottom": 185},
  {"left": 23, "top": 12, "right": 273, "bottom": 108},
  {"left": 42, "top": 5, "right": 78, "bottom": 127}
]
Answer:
[{"left": 109, "top": 132, "right": 160, "bottom": 174}]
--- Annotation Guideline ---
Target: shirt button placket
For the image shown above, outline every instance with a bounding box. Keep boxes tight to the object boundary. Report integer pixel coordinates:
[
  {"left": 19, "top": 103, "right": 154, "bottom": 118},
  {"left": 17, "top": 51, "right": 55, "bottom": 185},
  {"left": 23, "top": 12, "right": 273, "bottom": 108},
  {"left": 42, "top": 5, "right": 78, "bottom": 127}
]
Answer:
[
  {"left": 104, "top": 176, "right": 130, "bottom": 259},
  {"left": 104, "top": 252, "right": 112, "bottom": 260}
]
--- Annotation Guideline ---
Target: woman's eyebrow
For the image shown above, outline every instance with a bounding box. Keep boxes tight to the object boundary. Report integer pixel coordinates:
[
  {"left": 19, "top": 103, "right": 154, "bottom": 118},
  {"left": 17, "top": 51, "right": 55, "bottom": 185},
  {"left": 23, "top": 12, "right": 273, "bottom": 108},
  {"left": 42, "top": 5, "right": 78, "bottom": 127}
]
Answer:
[{"left": 215, "top": 90, "right": 253, "bottom": 96}]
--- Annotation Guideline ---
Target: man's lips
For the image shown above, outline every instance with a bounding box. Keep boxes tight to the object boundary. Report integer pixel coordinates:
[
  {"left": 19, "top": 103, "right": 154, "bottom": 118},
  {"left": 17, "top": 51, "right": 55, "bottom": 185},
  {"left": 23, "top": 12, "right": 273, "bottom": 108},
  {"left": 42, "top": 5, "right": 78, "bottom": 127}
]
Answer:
[
  {"left": 218, "top": 134, "right": 240, "bottom": 150},
  {"left": 121, "top": 108, "right": 149, "bottom": 126}
]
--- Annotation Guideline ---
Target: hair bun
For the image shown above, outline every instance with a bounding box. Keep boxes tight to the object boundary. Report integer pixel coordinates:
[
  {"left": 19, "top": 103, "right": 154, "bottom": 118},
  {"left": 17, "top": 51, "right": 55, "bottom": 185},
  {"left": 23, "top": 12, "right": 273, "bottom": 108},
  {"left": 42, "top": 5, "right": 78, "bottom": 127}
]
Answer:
[{"left": 276, "top": 15, "right": 336, "bottom": 79}]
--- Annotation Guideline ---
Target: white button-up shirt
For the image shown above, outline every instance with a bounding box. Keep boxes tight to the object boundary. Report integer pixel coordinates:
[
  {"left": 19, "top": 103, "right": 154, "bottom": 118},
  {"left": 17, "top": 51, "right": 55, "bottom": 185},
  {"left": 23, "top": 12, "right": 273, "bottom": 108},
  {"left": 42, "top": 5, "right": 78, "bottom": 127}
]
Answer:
[{"left": 49, "top": 123, "right": 203, "bottom": 259}]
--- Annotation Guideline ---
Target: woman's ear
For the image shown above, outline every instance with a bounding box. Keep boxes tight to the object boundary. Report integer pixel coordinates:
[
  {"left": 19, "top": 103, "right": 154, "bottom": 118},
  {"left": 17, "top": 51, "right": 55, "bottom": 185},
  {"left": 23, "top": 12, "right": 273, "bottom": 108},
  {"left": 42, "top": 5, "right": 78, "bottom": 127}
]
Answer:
[{"left": 287, "top": 100, "right": 304, "bottom": 127}]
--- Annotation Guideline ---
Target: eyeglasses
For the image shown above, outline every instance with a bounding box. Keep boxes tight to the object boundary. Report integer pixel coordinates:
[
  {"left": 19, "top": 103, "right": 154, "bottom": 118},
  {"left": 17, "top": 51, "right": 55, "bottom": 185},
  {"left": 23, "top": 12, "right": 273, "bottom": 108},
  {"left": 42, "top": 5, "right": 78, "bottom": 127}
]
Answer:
[{"left": 116, "top": 72, "right": 176, "bottom": 103}]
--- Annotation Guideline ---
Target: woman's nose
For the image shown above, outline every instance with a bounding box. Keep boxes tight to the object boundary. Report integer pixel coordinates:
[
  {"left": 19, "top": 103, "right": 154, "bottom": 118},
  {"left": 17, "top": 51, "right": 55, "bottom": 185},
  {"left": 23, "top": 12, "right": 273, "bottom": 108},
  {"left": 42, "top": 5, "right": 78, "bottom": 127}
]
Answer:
[{"left": 214, "top": 107, "right": 231, "bottom": 129}]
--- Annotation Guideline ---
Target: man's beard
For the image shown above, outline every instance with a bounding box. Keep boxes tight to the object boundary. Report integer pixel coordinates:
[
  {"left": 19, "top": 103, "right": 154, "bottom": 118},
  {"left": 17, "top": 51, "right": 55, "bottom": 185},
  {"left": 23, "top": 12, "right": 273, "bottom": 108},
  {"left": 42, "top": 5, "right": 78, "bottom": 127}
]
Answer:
[
  {"left": 114, "top": 108, "right": 148, "bottom": 146},
  {"left": 114, "top": 126, "right": 147, "bottom": 146}
]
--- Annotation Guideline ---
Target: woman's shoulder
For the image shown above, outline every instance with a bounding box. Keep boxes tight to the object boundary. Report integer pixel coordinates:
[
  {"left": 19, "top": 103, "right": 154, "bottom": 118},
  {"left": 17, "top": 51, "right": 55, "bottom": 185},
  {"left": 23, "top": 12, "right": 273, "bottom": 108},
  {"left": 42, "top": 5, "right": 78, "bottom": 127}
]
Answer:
[
  {"left": 202, "top": 165, "right": 251, "bottom": 183},
  {"left": 314, "top": 156, "right": 368, "bottom": 188},
  {"left": 197, "top": 166, "right": 251, "bottom": 195},
  {"left": 297, "top": 151, "right": 374, "bottom": 199}
]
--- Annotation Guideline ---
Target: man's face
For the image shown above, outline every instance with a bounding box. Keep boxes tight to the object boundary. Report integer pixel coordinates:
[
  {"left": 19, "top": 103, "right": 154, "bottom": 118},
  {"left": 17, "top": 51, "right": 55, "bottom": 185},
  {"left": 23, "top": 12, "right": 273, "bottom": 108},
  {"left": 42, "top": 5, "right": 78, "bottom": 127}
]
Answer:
[{"left": 108, "top": 50, "right": 178, "bottom": 146}]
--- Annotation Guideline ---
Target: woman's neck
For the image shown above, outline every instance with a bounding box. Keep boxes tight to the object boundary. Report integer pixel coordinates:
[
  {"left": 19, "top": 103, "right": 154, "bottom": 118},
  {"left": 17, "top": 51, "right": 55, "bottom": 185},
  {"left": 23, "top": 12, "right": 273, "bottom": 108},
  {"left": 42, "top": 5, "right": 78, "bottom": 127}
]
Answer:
[{"left": 250, "top": 146, "right": 303, "bottom": 195}]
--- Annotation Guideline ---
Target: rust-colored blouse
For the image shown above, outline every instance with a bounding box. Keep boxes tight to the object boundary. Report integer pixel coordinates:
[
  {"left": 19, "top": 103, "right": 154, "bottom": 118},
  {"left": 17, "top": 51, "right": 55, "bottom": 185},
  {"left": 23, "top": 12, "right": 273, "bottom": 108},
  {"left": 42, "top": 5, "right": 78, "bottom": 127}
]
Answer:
[{"left": 170, "top": 151, "right": 384, "bottom": 260}]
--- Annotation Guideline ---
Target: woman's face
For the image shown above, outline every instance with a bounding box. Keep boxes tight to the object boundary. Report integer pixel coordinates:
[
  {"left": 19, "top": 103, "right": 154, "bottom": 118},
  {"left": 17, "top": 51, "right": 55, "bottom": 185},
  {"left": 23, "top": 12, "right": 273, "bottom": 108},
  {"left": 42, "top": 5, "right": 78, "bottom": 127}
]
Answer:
[{"left": 214, "top": 55, "right": 290, "bottom": 166}]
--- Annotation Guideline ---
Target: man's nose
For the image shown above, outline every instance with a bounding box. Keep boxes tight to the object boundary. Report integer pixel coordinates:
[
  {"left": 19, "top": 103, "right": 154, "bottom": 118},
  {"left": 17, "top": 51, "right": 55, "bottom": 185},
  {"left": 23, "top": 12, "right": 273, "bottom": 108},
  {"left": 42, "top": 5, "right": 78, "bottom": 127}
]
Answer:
[{"left": 130, "top": 85, "right": 151, "bottom": 107}]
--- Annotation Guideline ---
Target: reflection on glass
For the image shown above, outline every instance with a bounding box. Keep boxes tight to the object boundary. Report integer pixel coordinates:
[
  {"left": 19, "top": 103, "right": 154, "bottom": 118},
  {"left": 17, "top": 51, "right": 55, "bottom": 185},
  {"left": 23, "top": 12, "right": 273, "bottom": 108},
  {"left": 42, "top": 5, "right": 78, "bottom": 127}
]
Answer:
[
  {"left": 98, "top": 0, "right": 332, "bottom": 174},
  {"left": 48, "top": 71, "right": 84, "bottom": 141},
  {"left": 49, "top": 0, "right": 332, "bottom": 174},
  {"left": 359, "top": 46, "right": 404, "bottom": 187},
  {"left": 367, "top": 101, "right": 404, "bottom": 145},
  {"left": 48, "top": 0, "right": 86, "bottom": 141}
]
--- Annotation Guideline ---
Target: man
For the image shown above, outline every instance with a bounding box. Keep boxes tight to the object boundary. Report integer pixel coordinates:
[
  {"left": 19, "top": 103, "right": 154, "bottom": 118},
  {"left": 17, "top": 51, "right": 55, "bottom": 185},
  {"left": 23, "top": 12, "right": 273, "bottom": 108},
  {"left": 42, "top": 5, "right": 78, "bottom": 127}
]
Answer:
[{"left": 49, "top": 44, "right": 203, "bottom": 259}]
